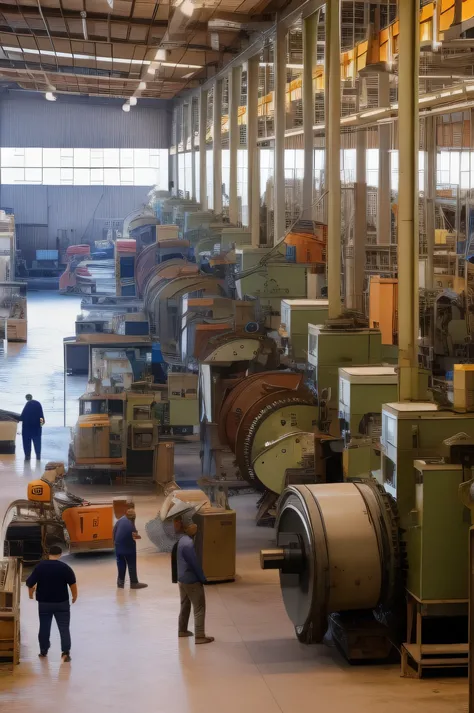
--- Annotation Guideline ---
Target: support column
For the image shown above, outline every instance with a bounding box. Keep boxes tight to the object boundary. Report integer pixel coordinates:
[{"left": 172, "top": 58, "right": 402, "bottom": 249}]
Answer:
[
  {"left": 398, "top": 0, "right": 419, "bottom": 402},
  {"left": 213, "top": 79, "right": 223, "bottom": 215},
  {"left": 199, "top": 89, "right": 208, "bottom": 209},
  {"left": 274, "top": 22, "right": 286, "bottom": 244},
  {"left": 378, "top": 73, "right": 391, "bottom": 245},
  {"left": 347, "top": 128, "right": 367, "bottom": 311},
  {"left": 188, "top": 100, "right": 196, "bottom": 201},
  {"left": 247, "top": 56, "right": 260, "bottom": 244},
  {"left": 425, "top": 116, "right": 436, "bottom": 289},
  {"left": 303, "top": 13, "right": 317, "bottom": 213},
  {"left": 326, "top": 0, "right": 342, "bottom": 318},
  {"left": 229, "top": 67, "right": 241, "bottom": 225}
]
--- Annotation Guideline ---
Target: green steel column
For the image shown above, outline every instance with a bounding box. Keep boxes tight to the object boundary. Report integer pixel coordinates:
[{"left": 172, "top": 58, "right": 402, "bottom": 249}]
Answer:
[
  {"left": 326, "top": 0, "right": 342, "bottom": 318},
  {"left": 398, "top": 0, "right": 420, "bottom": 401}
]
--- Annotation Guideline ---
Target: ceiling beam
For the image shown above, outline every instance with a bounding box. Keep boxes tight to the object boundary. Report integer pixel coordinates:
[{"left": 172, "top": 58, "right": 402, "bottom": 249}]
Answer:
[{"left": 0, "top": 5, "right": 170, "bottom": 27}]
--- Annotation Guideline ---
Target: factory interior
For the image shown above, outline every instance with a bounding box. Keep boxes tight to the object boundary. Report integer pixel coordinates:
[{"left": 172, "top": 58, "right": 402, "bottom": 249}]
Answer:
[{"left": 3, "top": 0, "right": 474, "bottom": 711}]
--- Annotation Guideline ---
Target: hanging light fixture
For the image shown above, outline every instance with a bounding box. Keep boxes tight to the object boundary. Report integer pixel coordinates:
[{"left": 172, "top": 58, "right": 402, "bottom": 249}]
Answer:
[
  {"left": 45, "top": 91, "right": 56, "bottom": 101},
  {"left": 122, "top": 103, "right": 131, "bottom": 112},
  {"left": 129, "top": 96, "right": 137, "bottom": 106}
]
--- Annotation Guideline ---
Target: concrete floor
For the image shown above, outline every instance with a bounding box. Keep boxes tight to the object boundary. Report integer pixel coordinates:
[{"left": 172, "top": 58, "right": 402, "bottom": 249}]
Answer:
[{"left": 0, "top": 293, "right": 469, "bottom": 712}]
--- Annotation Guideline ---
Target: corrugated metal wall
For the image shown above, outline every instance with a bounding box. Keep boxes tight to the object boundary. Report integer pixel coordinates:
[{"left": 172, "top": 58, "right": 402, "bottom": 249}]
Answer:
[
  {"left": 0, "top": 93, "right": 171, "bottom": 148},
  {"left": 1, "top": 185, "right": 152, "bottom": 262},
  {"left": 0, "top": 92, "right": 171, "bottom": 261}
]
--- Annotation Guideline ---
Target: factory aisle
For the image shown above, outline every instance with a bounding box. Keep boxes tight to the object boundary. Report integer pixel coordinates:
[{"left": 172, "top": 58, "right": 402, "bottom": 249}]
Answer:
[
  {"left": 0, "top": 451, "right": 468, "bottom": 713},
  {"left": 0, "top": 291, "right": 85, "bottom": 426}
]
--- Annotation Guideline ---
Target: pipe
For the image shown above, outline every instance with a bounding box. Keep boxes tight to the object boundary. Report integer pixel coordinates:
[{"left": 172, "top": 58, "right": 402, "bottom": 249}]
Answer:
[
  {"left": 274, "top": 21, "right": 286, "bottom": 244},
  {"left": 247, "top": 56, "right": 260, "bottom": 245},
  {"left": 229, "top": 66, "right": 241, "bottom": 224},
  {"left": 213, "top": 79, "right": 223, "bottom": 214},
  {"left": 398, "top": 0, "right": 419, "bottom": 401},
  {"left": 425, "top": 115, "right": 436, "bottom": 289},
  {"left": 199, "top": 88, "right": 207, "bottom": 209},
  {"left": 302, "top": 13, "right": 317, "bottom": 214},
  {"left": 326, "top": 0, "right": 342, "bottom": 319}
]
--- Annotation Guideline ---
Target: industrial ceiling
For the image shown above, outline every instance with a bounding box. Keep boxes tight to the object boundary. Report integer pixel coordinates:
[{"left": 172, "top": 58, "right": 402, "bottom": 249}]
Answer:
[{"left": 0, "top": 0, "right": 281, "bottom": 99}]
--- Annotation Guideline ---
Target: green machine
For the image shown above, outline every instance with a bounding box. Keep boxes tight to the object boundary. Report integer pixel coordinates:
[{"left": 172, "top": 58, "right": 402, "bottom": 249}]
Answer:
[
  {"left": 307, "top": 323, "right": 383, "bottom": 431},
  {"left": 280, "top": 299, "right": 329, "bottom": 361},
  {"left": 234, "top": 247, "right": 308, "bottom": 328},
  {"left": 407, "top": 461, "right": 470, "bottom": 602},
  {"left": 338, "top": 366, "right": 398, "bottom": 478},
  {"left": 376, "top": 402, "right": 474, "bottom": 529}
]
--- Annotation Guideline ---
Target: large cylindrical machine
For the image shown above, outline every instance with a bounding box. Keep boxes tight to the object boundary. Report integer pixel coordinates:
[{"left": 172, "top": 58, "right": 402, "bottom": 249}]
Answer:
[
  {"left": 261, "top": 481, "right": 400, "bottom": 643},
  {"left": 218, "top": 373, "right": 319, "bottom": 493}
]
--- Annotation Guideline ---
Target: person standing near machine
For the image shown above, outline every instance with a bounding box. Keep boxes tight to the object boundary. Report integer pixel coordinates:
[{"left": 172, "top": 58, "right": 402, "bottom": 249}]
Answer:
[
  {"left": 172, "top": 512, "right": 214, "bottom": 644},
  {"left": 26, "top": 545, "right": 77, "bottom": 662},
  {"left": 19, "top": 393, "right": 44, "bottom": 461},
  {"left": 113, "top": 508, "right": 148, "bottom": 589}
]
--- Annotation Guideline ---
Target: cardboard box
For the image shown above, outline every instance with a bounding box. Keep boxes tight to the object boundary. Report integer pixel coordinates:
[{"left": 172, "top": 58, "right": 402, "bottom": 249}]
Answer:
[
  {"left": 153, "top": 441, "right": 174, "bottom": 484},
  {"left": 6, "top": 319, "right": 27, "bottom": 342},
  {"left": 168, "top": 373, "right": 198, "bottom": 400},
  {"left": 194, "top": 507, "right": 236, "bottom": 582}
]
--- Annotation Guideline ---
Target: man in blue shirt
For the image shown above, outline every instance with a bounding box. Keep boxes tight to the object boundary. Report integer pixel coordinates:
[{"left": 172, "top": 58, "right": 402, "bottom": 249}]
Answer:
[
  {"left": 113, "top": 508, "right": 148, "bottom": 589},
  {"left": 26, "top": 544, "right": 77, "bottom": 662},
  {"left": 173, "top": 512, "right": 214, "bottom": 644},
  {"left": 19, "top": 394, "right": 44, "bottom": 461}
]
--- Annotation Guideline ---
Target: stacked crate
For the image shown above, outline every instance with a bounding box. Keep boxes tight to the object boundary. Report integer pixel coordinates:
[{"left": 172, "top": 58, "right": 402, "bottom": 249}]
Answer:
[
  {"left": 115, "top": 239, "right": 137, "bottom": 297},
  {"left": 0, "top": 557, "right": 21, "bottom": 668}
]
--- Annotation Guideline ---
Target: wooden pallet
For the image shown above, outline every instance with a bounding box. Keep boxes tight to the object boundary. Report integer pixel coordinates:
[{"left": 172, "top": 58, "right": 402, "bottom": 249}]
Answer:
[
  {"left": 0, "top": 557, "right": 22, "bottom": 669},
  {"left": 401, "top": 591, "right": 468, "bottom": 678}
]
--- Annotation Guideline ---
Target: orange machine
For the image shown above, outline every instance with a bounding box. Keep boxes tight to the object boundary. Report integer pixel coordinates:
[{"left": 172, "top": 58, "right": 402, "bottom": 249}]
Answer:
[
  {"left": 369, "top": 276, "right": 398, "bottom": 345},
  {"left": 3, "top": 461, "right": 124, "bottom": 563}
]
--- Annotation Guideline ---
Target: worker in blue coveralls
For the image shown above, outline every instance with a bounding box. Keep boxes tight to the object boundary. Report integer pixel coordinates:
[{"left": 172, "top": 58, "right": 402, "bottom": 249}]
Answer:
[{"left": 20, "top": 394, "right": 45, "bottom": 461}]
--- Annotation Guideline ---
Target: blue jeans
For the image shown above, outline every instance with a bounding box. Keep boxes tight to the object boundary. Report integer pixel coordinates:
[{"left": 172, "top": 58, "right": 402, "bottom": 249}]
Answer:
[
  {"left": 38, "top": 601, "right": 71, "bottom": 654},
  {"left": 116, "top": 552, "right": 138, "bottom": 585},
  {"left": 22, "top": 428, "right": 41, "bottom": 459}
]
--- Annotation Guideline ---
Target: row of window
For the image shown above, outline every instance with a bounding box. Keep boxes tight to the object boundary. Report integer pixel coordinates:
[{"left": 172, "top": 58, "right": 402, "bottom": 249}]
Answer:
[{"left": 0, "top": 148, "right": 169, "bottom": 188}]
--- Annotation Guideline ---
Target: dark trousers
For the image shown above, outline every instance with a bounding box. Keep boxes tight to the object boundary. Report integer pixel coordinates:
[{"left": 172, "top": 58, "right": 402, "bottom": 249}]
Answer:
[
  {"left": 38, "top": 601, "right": 71, "bottom": 654},
  {"left": 22, "top": 428, "right": 41, "bottom": 459},
  {"left": 116, "top": 552, "right": 138, "bottom": 585}
]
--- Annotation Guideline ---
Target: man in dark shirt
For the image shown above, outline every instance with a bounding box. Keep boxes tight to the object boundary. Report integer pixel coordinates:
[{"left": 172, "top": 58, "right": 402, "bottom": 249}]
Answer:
[
  {"left": 173, "top": 512, "right": 214, "bottom": 644},
  {"left": 19, "top": 393, "right": 45, "bottom": 461},
  {"left": 26, "top": 545, "right": 77, "bottom": 662},
  {"left": 113, "top": 508, "right": 148, "bottom": 589}
]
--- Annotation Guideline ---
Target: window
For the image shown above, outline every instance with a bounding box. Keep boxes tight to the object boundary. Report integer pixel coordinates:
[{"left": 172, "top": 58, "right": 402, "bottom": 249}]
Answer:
[{"left": 0, "top": 148, "right": 169, "bottom": 188}]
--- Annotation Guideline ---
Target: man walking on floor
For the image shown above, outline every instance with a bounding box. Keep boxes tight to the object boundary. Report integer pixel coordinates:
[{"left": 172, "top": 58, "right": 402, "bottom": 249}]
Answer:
[
  {"left": 113, "top": 508, "right": 148, "bottom": 589},
  {"left": 172, "top": 512, "right": 214, "bottom": 644},
  {"left": 26, "top": 545, "right": 76, "bottom": 662},
  {"left": 19, "top": 393, "right": 44, "bottom": 461}
]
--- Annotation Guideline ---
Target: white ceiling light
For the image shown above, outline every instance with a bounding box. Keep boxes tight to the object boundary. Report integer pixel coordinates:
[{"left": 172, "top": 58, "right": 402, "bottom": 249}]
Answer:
[
  {"left": 80, "top": 11, "right": 88, "bottom": 41},
  {"left": 2, "top": 45, "right": 202, "bottom": 69},
  {"left": 179, "top": 0, "right": 194, "bottom": 17},
  {"left": 155, "top": 48, "right": 168, "bottom": 61},
  {"left": 138, "top": 81, "right": 147, "bottom": 90},
  {"left": 122, "top": 103, "right": 131, "bottom": 112},
  {"left": 147, "top": 62, "right": 159, "bottom": 75},
  {"left": 45, "top": 91, "right": 56, "bottom": 101},
  {"left": 129, "top": 96, "right": 137, "bottom": 106}
]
